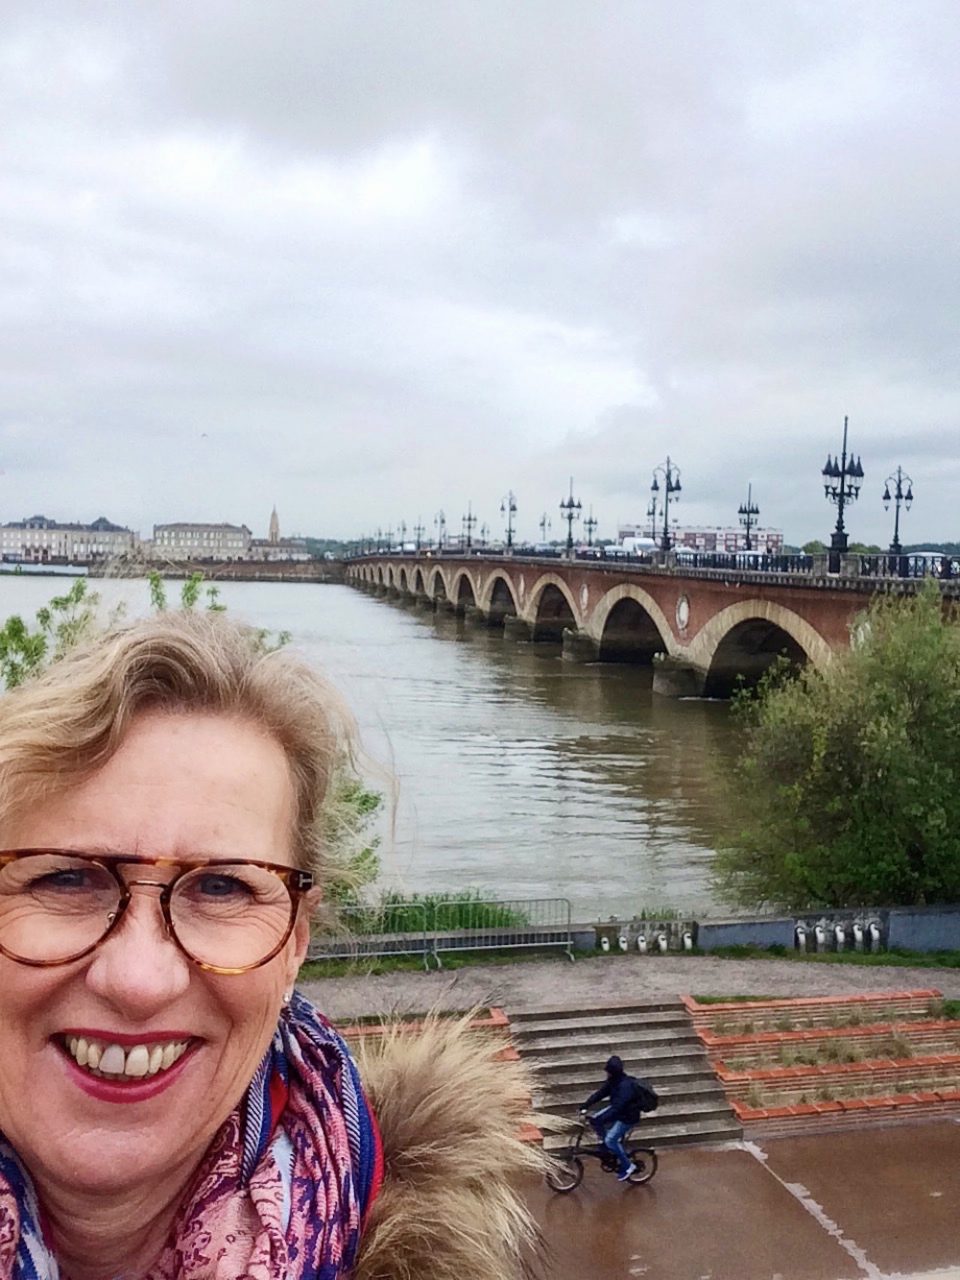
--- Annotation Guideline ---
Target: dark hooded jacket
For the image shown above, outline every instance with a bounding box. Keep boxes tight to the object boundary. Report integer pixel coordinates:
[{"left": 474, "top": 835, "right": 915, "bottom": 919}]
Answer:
[{"left": 584, "top": 1055, "right": 642, "bottom": 1126}]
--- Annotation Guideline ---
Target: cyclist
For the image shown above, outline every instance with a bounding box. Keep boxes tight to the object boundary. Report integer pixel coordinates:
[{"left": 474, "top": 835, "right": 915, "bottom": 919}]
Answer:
[{"left": 580, "top": 1055, "right": 643, "bottom": 1181}]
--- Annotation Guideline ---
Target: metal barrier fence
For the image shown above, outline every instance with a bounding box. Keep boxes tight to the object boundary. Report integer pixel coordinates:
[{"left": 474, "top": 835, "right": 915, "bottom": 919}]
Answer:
[
  {"left": 858, "top": 552, "right": 959, "bottom": 580},
  {"left": 308, "top": 896, "right": 575, "bottom": 968}
]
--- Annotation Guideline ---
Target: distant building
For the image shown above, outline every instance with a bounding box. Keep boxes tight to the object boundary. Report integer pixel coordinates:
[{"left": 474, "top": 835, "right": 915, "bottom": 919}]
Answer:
[
  {"left": 249, "top": 507, "right": 311, "bottom": 561},
  {"left": 617, "top": 523, "right": 784, "bottom": 553},
  {"left": 152, "top": 522, "right": 252, "bottom": 561},
  {"left": 0, "top": 514, "right": 137, "bottom": 563}
]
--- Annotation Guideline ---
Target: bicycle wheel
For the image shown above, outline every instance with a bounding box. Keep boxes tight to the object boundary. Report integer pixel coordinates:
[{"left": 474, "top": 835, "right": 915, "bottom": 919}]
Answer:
[
  {"left": 626, "top": 1148, "right": 658, "bottom": 1185},
  {"left": 545, "top": 1155, "right": 584, "bottom": 1193}
]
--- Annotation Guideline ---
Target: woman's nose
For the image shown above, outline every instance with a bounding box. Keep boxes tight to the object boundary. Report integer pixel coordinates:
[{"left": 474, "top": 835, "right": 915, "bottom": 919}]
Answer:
[{"left": 83, "top": 885, "right": 192, "bottom": 1014}]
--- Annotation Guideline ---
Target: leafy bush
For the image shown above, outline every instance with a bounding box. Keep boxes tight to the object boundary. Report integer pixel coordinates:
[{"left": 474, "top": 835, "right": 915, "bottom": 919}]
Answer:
[{"left": 716, "top": 583, "right": 960, "bottom": 910}]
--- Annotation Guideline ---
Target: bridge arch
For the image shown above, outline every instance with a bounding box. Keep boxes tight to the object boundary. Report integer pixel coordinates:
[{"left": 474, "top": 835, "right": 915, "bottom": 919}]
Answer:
[
  {"left": 398, "top": 566, "right": 408, "bottom": 592},
  {"left": 376, "top": 565, "right": 384, "bottom": 586},
  {"left": 429, "top": 568, "right": 448, "bottom": 602},
  {"left": 527, "top": 573, "right": 580, "bottom": 641},
  {"left": 588, "top": 584, "right": 673, "bottom": 663},
  {"left": 453, "top": 571, "right": 477, "bottom": 615},
  {"left": 692, "top": 600, "right": 833, "bottom": 697},
  {"left": 413, "top": 567, "right": 425, "bottom": 594},
  {"left": 478, "top": 573, "right": 519, "bottom": 625}
]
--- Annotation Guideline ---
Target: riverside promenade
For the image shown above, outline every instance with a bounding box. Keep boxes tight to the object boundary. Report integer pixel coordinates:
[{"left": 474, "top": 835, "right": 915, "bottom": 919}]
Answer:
[
  {"left": 299, "top": 953, "right": 960, "bottom": 1021},
  {"left": 302, "top": 955, "right": 960, "bottom": 1280}
]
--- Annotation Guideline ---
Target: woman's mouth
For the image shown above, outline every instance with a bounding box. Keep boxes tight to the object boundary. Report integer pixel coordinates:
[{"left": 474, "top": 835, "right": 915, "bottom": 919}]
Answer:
[{"left": 60, "top": 1035, "right": 191, "bottom": 1081}]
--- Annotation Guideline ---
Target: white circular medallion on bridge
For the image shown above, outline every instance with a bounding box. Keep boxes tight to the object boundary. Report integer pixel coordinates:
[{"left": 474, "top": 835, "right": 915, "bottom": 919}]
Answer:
[
  {"left": 676, "top": 594, "right": 690, "bottom": 632},
  {"left": 580, "top": 584, "right": 589, "bottom": 609}
]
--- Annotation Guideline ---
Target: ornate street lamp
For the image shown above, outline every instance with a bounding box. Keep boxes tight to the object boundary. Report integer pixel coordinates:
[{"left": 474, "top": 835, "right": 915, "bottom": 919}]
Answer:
[
  {"left": 584, "top": 507, "right": 598, "bottom": 547},
  {"left": 647, "top": 491, "right": 659, "bottom": 540},
  {"left": 821, "top": 416, "right": 863, "bottom": 572},
  {"left": 651, "top": 457, "right": 681, "bottom": 552},
  {"left": 738, "top": 484, "right": 760, "bottom": 551},
  {"left": 413, "top": 520, "right": 425, "bottom": 552},
  {"left": 500, "top": 492, "right": 517, "bottom": 549},
  {"left": 385, "top": 526, "right": 394, "bottom": 552},
  {"left": 398, "top": 520, "right": 407, "bottom": 549},
  {"left": 479, "top": 522, "right": 489, "bottom": 548},
  {"left": 539, "top": 512, "right": 551, "bottom": 542},
  {"left": 559, "top": 477, "right": 582, "bottom": 553},
  {"left": 882, "top": 466, "right": 914, "bottom": 556},
  {"left": 375, "top": 527, "right": 384, "bottom": 553},
  {"left": 434, "top": 510, "right": 446, "bottom": 551},
  {"left": 461, "top": 502, "right": 477, "bottom": 551}
]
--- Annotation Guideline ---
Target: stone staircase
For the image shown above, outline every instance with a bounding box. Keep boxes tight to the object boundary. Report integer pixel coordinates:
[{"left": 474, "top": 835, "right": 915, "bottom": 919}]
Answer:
[{"left": 507, "top": 998, "right": 742, "bottom": 1153}]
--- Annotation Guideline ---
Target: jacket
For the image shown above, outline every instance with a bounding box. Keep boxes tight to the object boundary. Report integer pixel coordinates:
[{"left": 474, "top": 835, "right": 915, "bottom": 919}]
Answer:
[
  {"left": 350, "top": 1012, "right": 547, "bottom": 1280},
  {"left": 584, "top": 1072, "right": 642, "bottom": 1126}
]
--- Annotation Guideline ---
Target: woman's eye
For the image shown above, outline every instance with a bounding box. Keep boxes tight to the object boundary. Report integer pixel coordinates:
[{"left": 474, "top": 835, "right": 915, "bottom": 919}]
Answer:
[
  {"left": 195, "top": 874, "right": 252, "bottom": 899},
  {"left": 32, "top": 869, "right": 91, "bottom": 892}
]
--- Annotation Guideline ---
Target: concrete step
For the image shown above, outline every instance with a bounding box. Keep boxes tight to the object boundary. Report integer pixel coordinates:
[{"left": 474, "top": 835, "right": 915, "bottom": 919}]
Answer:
[
  {"left": 538, "top": 1099, "right": 738, "bottom": 1130},
  {"left": 528, "top": 1044, "right": 711, "bottom": 1075},
  {"left": 509, "top": 999, "right": 687, "bottom": 1025},
  {"left": 542, "top": 1116, "right": 743, "bottom": 1153},
  {"left": 512, "top": 1011, "right": 694, "bottom": 1038},
  {"left": 515, "top": 1028, "right": 702, "bottom": 1056},
  {"left": 537, "top": 1080, "right": 728, "bottom": 1111},
  {"left": 535, "top": 1061, "right": 718, "bottom": 1091}
]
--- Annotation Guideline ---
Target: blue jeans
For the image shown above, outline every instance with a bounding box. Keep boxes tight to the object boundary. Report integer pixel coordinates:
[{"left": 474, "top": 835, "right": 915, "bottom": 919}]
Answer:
[{"left": 589, "top": 1107, "right": 632, "bottom": 1174}]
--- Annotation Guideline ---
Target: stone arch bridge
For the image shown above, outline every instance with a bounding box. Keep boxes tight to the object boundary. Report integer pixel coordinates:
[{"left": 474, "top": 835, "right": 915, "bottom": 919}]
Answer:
[{"left": 347, "top": 554, "right": 918, "bottom": 696}]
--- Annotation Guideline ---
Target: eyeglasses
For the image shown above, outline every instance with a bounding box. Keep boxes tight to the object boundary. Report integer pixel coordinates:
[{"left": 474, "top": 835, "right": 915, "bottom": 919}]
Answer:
[{"left": 0, "top": 849, "right": 314, "bottom": 975}]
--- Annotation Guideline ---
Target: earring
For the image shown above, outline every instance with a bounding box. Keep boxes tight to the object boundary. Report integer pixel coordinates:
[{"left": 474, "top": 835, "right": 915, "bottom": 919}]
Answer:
[{"left": 281, "top": 991, "right": 292, "bottom": 1005}]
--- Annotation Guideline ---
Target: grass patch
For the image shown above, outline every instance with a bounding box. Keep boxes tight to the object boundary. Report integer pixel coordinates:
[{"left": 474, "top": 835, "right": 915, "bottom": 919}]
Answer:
[{"left": 299, "top": 946, "right": 568, "bottom": 980}]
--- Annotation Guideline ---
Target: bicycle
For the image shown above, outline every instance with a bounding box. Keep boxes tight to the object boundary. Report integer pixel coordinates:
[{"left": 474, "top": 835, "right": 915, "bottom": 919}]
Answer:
[{"left": 544, "top": 1112, "right": 658, "bottom": 1193}]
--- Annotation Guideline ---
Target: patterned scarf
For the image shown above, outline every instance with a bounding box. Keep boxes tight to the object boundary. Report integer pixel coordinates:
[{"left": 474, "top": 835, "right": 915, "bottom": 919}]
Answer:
[{"left": 0, "top": 993, "right": 383, "bottom": 1279}]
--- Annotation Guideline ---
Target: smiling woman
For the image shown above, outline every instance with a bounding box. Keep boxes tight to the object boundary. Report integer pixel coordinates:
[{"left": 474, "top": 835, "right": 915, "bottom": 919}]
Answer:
[{"left": 0, "top": 612, "right": 541, "bottom": 1280}]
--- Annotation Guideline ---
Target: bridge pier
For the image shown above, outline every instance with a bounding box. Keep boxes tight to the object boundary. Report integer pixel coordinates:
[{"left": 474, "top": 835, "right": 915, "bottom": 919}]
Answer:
[
  {"left": 561, "top": 628, "right": 600, "bottom": 663},
  {"left": 503, "top": 615, "right": 533, "bottom": 642},
  {"left": 651, "top": 654, "right": 706, "bottom": 698}
]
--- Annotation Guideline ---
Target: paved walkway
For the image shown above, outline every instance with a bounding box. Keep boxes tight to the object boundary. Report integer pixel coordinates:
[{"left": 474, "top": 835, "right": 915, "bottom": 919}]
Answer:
[
  {"left": 299, "top": 953, "right": 960, "bottom": 1021},
  {"left": 525, "top": 1120, "right": 960, "bottom": 1280}
]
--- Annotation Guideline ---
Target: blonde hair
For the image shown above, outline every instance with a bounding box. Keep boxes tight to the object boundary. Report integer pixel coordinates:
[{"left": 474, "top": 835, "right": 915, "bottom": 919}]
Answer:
[{"left": 0, "top": 609, "right": 353, "bottom": 879}]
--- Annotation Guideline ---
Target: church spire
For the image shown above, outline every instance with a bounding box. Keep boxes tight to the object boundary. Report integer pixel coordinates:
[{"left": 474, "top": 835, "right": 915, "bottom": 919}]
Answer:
[{"left": 268, "top": 505, "right": 279, "bottom": 543}]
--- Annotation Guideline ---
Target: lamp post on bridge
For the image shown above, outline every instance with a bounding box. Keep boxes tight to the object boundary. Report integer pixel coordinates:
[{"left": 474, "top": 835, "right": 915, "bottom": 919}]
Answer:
[
  {"left": 559, "top": 477, "right": 582, "bottom": 554},
  {"left": 479, "top": 522, "right": 489, "bottom": 548},
  {"left": 397, "top": 520, "right": 407, "bottom": 550},
  {"left": 584, "top": 507, "right": 598, "bottom": 547},
  {"left": 539, "top": 512, "right": 551, "bottom": 543},
  {"left": 461, "top": 502, "right": 477, "bottom": 551},
  {"left": 883, "top": 466, "right": 913, "bottom": 564},
  {"left": 434, "top": 510, "right": 446, "bottom": 552},
  {"left": 385, "top": 527, "right": 394, "bottom": 552},
  {"left": 738, "top": 484, "right": 759, "bottom": 551},
  {"left": 413, "top": 520, "right": 425, "bottom": 552},
  {"left": 651, "top": 458, "right": 681, "bottom": 552},
  {"left": 375, "top": 527, "right": 384, "bottom": 553},
  {"left": 500, "top": 492, "right": 517, "bottom": 550},
  {"left": 821, "top": 416, "right": 863, "bottom": 573},
  {"left": 647, "top": 491, "right": 659, "bottom": 540}
]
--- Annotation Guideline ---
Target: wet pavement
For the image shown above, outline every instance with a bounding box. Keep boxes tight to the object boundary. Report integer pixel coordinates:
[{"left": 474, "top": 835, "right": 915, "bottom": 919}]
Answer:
[{"left": 525, "top": 1119, "right": 960, "bottom": 1280}]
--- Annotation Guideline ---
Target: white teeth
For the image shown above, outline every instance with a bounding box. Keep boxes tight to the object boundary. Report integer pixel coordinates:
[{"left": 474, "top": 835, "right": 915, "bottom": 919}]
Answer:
[
  {"left": 63, "top": 1037, "right": 190, "bottom": 1080},
  {"left": 124, "top": 1045, "right": 150, "bottom": 1078},
  {"left": 98, "top": 1044, "right": 126, "bottom": 1075}
]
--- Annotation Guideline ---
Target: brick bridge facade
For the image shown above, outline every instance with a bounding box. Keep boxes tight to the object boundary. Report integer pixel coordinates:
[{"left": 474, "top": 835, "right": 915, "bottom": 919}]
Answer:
[{"left": 346, "top": 554, "right": 909, "bottom": 696}]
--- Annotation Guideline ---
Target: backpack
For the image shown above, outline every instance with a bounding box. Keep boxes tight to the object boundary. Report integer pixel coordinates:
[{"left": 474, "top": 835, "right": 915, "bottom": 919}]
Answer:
[{"left": 631, "top": 1076, "right": 659, "bottom": 1113}]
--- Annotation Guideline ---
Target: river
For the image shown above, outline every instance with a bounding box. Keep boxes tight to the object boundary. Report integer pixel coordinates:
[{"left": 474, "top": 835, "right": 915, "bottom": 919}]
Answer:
[{"left": 0, "top": 574, "right": 740, "bottom": 919}]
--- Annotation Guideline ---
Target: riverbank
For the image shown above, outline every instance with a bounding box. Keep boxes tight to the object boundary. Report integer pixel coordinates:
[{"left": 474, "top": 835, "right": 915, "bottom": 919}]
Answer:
[{"left": 298, "top": 951, "right": 960, "bottom": 1019}]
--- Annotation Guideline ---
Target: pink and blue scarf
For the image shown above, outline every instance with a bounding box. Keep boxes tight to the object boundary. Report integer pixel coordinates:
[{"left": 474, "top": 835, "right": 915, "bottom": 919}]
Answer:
[{"left": 0, "top": 993, "right": 383, "bottom": 1279}]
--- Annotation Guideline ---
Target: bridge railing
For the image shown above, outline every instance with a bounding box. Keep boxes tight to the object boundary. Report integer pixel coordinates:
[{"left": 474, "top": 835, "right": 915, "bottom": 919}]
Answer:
[
  {"left": 858, "top": 553, "right": 959, "bottom": 580},
  {"left": 671, "top": 551, "right": 814, "bottom": 574},
  {"left": 308, "top": 896, "right": 575, "bottom": 969}
]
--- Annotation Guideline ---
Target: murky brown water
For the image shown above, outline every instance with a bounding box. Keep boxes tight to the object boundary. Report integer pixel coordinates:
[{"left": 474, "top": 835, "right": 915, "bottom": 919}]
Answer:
[{"left": 0, "top": 576, "right": 740, "bottom": 917}]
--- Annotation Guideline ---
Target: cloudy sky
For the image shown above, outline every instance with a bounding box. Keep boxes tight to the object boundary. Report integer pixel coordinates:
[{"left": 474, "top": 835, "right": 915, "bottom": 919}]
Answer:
[{"left": 2, "top": 2, "right": 958, "bottom": 546}]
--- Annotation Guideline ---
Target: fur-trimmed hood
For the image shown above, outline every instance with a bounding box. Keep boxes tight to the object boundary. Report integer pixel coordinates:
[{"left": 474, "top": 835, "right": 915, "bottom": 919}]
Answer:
[{"left": 350, "top": 1013, "right": 546, "bottom": 1280}]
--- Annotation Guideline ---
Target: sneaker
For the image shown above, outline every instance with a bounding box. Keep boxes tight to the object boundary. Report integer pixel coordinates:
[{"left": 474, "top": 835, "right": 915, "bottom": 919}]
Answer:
[{"left": 617, "top": 1162, "right": 637, "bottom": 1182}]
